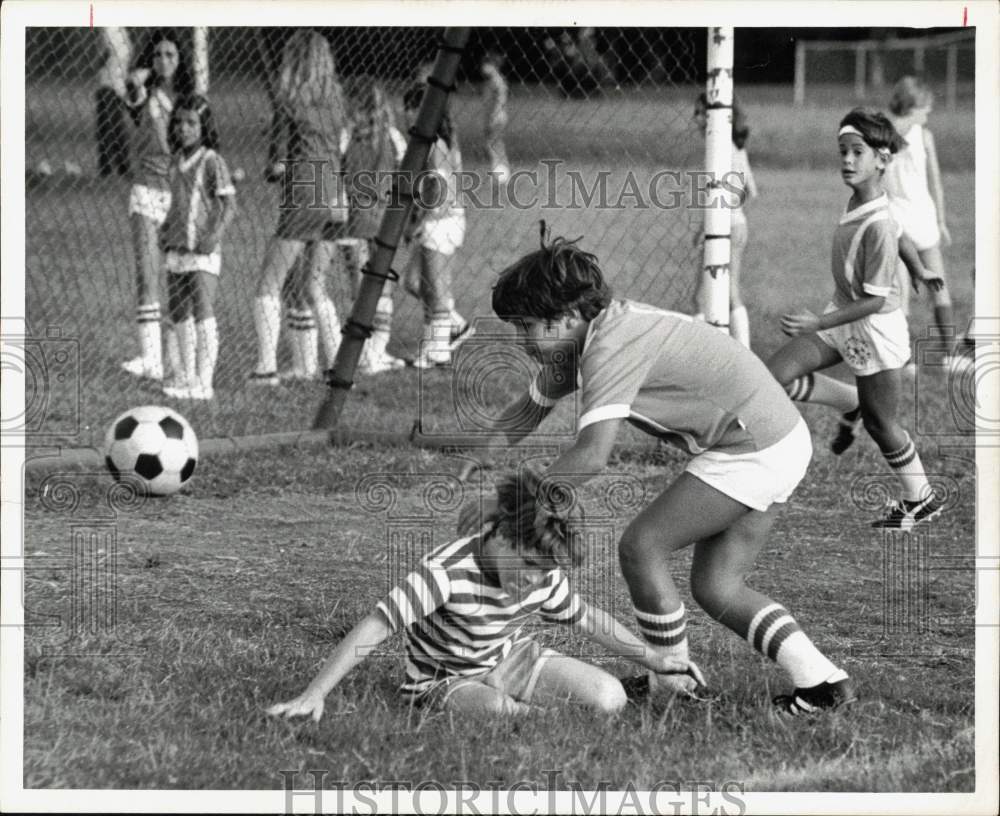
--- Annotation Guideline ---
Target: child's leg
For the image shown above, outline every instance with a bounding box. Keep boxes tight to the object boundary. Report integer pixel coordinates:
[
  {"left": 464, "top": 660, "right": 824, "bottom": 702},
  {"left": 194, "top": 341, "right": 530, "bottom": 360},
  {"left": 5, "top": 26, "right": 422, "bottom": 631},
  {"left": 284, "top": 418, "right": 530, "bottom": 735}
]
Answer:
[
  {"left": 729, "top": 220, "right": 750, "bottom": 348},
  {"left": 192, "top": 271, "right": 220, "bottom": 392},
  {"left": 618, "top": 472, "right": 750, "bottom": 691},
  {"left": 253, "top": 238, "right": 302, "bottom": 378},
  {"left": 443, "top": 681, "right": 530, "bottom": 715},
  {"left": 919, "top": 245, "right": 957, "bottom": 350},
  {"left": 531, "top": 654, "right": 627, "bottom": 713},
  {"left": 415, "top": 247, "right": 454, "bottom": 366},
  {"left": 857, "top": 370, "right": 931, "bottom": 503},
  {"left": 127, "top": 212, "right": 164, "bottom": 377},
  {"left": 690, "top": 508, "right": 846, "bottom": 691},
  {"left": 304, "top": 239, "right": 341, "bottom": 368},
  {"left": 167, "top": 272, "right": 196, "bottom": 386}
]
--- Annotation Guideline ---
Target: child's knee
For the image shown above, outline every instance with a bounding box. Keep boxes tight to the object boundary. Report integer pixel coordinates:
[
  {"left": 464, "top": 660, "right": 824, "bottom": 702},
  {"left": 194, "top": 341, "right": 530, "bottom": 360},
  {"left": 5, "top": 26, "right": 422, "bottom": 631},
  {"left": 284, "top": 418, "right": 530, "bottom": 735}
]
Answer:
[
  {"left": 588, "top": 678, "right": 627, "bottom": 714},
  {"left": 617, "top": 522, "right": 660, "bottom": 568}
]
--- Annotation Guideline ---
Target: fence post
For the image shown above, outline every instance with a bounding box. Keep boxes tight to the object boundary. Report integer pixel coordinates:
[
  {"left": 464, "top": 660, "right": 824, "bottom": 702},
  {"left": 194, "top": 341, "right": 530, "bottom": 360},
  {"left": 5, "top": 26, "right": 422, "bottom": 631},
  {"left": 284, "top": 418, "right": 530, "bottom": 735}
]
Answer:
[
  {"left": 192, "top": 27, "right": 209, "bottom": 94},
  {"left": 793, "top": 40, "right": 805, "bottom": 105},
  {"left": 854, "top": 45, "right": 866, "bottom": 99}
]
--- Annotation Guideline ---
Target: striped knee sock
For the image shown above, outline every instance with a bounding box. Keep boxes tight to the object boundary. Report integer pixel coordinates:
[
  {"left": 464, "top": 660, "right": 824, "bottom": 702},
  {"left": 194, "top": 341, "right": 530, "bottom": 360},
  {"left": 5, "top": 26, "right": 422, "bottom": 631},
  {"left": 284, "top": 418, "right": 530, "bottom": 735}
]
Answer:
[
  {"left": 882, "top": 432, "right": 931, "bottom": 502},
  {"left": 136, "top": 303, "right": 163, "bottom": 371},
  {"left": 634, "top": 604, "right": 688, "bottom": 658},
  {"left": 786, "top": 373, "right": 858, "bottom": 413},
  {"left": 746, "top": 603, "right": 843, "bottom": 689},
  {"left": 286, "top": 309, "right": 318, "bottom": 377}
]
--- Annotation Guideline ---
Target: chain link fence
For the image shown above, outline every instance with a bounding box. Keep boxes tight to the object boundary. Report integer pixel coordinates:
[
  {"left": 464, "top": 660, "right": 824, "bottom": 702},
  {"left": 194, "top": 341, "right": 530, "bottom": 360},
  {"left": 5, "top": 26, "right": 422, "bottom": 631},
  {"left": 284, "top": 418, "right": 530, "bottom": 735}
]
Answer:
[{"left": 25, "top": 26, "right": 705, "bottom": 447}]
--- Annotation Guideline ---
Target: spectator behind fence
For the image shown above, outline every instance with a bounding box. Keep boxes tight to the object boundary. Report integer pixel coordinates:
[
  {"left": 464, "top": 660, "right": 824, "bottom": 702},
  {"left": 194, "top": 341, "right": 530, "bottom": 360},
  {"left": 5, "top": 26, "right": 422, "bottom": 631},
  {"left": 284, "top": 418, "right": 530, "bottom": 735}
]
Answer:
[
  {"left": 401, "top": 83, "right": 472, "bottom": 369},
  {"left": 159, "top": 94, "right": 236, "bottom": 402},
  {"left": 250, "top": 29, "right": 348, "bottom": 385},
  {"left": 95, "top": 27, "right": 132, "bottom": 178},
  {"left": 340, "top": 78, "right": 409, "bottom": 375},
  {"left": 121, "top": 29, "right": 194, "bottom": 384},
  {"left": 691, "top": 93, "right": 757, "bottom": 349},
  {"left": 481, "top": 50, "right": 511, "bottom": 183}
]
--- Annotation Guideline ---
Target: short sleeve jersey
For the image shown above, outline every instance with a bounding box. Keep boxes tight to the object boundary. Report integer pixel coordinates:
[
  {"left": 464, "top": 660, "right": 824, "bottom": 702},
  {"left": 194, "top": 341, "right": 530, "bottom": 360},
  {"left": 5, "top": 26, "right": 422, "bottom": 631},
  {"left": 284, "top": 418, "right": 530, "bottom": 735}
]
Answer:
[
  {"left": 132, "top": 87, "right": 173, "bottom": 187},
  {"left": 829, "top": 194, "right": 901, "bottom": 314},
  {"left": 573, "top": 300, "right": 801, "bottom": 455},
  {"left": 278, "top": 99, "right": 347, "bottom": 215},
  {"left": 375, "top": 534, "right": 585, "bottom": 698},
  {"left": 160, "top": 147, "right": 235, "bottom": 252}
]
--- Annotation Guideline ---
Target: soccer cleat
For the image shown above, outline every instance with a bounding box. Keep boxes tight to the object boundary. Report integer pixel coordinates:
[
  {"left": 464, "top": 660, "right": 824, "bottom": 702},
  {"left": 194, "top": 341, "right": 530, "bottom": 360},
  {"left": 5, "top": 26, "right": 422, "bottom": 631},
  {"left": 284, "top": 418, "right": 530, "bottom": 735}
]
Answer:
[
  {"left": 772, "top": 676, "right": 856, "bottom": 715},
  {"left": 278, "top": 369, "right": 317, "bottom": 382},
  {"left": 870, "top": 496, "right": 943, "bottom": 531},
  {"left": 163, "top": 383, "right": 213, "bottom": 400},
  {"left": 248, "top": 371, "right": 279, "bottom": 387},
  {"left": 358, "top": 349, "right": 406, "bottom": 376},
  {"left": 121, "top": 356, "right": 163, "bottom": 381},
  {"left": 449, "top": 321, "right": 476, "bottom": 352},
  {"left": 830, "top": 407, "right": 863, "bottom": 455},
  {"left": 408, "top": 351, "right": 451, "bottom": 370}
]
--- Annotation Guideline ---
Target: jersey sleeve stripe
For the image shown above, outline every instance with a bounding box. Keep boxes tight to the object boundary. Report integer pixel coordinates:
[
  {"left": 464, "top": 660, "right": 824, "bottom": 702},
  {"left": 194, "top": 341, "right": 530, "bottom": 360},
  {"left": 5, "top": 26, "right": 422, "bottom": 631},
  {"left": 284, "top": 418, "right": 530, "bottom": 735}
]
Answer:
[
  {"left": 529, "top": 378, "right": 558, "bottom": 408},
  {"left": 862, "top": 283, "right": 892, "bottom": 296}
]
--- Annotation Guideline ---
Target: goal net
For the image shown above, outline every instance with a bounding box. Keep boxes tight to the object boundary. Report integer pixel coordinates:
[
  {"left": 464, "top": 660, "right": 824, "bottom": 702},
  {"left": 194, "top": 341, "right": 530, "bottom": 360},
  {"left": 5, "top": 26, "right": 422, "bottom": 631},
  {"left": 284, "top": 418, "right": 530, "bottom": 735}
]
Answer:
[{"left": 24, "top": 26, "right": 707, "bottom": 449}]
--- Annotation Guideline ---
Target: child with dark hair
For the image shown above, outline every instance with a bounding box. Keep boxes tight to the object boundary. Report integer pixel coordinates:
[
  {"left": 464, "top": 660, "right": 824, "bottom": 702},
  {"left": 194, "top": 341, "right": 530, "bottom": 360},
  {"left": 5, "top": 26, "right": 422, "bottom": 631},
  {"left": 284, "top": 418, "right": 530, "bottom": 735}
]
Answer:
[
  {"left": 767, "top": 108, "right": 943, "bottom": 530},
  {"left": 461, "top": 228, "right": 853, "bottom": 715},
  {"left": 268, "top": 468, "right": 699, "bottom": 719},
  {"left": 692, "top": 93, "right": 757, "bottom": 348},
  {"left": 159, "top": 94, "right": 236, "bottom": 400}
]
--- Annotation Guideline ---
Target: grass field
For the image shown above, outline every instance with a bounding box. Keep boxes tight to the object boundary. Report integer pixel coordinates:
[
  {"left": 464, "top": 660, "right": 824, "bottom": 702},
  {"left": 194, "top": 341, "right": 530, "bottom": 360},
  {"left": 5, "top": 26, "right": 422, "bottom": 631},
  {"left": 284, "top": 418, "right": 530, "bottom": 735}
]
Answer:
[{"left": 19, "top": 76, "right": 981, "bottom": 794}]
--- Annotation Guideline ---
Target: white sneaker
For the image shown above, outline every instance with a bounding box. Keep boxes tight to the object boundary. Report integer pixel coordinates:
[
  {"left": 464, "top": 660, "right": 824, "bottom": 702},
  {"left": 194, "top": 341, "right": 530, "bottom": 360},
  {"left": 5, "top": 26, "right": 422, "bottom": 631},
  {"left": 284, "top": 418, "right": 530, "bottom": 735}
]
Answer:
[
  {"left": 278, "top": 369, "right": 317, "bottom": 382},
  {"left": 449, "top": 321, "right": 476, "bottom": 352},
  {"left": 358, "top": 349, "right": 406, "bottom": 375},
  {"left": 248, "top": 371, "right": 279, "bottom": 386},
  {"left": 164, "top": 383, "right": 214, "bottom": 400},
  {"left": 409, "top": 350, "right": 451, "bottom": 369},
  {"left": 122, "top": 356, "right": 163, "bottom": 380}
]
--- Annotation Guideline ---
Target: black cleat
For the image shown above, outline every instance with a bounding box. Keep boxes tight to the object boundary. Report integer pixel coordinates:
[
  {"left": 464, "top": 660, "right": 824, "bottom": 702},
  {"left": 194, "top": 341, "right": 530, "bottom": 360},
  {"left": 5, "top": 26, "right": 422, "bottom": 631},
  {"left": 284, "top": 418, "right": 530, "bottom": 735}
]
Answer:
[
  {"left": 870, "top": 496, "right": 943, "bottom": 531},
  {"left": 830, "top": 407, "right": 862, "bottom": 455},
  {"left": 772, "top": 676, "right": 856, "bottom": 715}
]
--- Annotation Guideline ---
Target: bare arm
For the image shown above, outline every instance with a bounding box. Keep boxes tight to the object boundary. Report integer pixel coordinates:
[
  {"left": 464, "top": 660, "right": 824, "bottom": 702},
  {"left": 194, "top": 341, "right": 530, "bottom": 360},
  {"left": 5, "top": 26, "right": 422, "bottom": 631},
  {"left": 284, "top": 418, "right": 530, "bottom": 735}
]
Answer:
[
  {"left": 898, "top": 233, "right": 943, "bottom": 293},
  {"left": 781, "top": 294, "right": 885, "bottom": 336},
  {"left": 923, "top": 128, "right": 951, "bottom": 246},
  {"left": 267, "top": 611, "right": 391, "bottom": 722}
]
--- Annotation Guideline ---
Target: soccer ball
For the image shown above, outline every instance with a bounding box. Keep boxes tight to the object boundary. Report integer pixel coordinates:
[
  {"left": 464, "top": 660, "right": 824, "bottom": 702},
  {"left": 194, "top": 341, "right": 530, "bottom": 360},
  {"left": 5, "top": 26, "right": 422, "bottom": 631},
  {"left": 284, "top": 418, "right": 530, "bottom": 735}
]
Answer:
[{"left": 104, "top": 405, "right": 199, "bottom": 496}]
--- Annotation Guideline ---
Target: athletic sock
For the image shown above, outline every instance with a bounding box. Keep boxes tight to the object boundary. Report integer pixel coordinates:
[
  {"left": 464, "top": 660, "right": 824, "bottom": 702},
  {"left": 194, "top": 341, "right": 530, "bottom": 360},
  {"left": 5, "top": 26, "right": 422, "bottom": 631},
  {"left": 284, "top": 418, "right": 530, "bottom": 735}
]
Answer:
[
  {"left": 634, "top": 603, "right": 688, "bottom": 658},
  {"left": 253, "top": 294, "right": 282, "bottom": 374},
  {"left": 313, "top": 296, "right": 341, "bottom": 368},
  {"left": 881, "top": 432, "right": 931, "bottom": 502},
  {"left": 175, "top": 316, "right": 196, "bottom": 387},
  {"left": 730, "top": 305, "right": 750, "bottom": 348},
  {"left": 137, "top": 303, "right": 163, "bottom": 370},
  {"left": 287, "top": 308, "right": 317, "bottom": 376},
  {"left": 745, "top": 603, "right": 841, "bottom": 689},
  {"left": 195, "top": 317, "right": 218, "bottom": 391},
  {"left": 164, "top": 324, "right": 182, "bottom": 382},
  {"left": 785, "top": 373, "right": 859, "bottom": 413}
]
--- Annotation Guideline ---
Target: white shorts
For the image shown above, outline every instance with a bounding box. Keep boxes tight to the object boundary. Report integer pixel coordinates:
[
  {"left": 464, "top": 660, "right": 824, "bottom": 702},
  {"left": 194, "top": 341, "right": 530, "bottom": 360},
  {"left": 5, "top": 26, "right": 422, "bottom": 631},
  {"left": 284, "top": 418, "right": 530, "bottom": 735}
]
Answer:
[
  {"left": 889, "top": 199, "right": 940, "bottom": 252},
  {"left": 128, "top": 184, "right": 171, "bottom": 226},
  {"left": 418, "top": 211, "right": 465, "bottom": 256},
  {"left": 685, "top": 417, "right": 812, "bottom": 512},
  {"left": 816, "top": 302, "right": 911, "bottom": 376},
  {"left": 165, "top": 250, "right": 221, "bottom": 277}
]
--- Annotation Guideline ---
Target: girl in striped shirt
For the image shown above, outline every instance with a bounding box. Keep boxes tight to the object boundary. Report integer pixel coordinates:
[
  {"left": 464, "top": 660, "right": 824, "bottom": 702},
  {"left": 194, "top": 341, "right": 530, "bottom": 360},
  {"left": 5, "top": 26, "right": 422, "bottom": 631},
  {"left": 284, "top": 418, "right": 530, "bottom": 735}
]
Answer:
[{"left": 268, "top": 470, "right": 701, "bottom": 720}]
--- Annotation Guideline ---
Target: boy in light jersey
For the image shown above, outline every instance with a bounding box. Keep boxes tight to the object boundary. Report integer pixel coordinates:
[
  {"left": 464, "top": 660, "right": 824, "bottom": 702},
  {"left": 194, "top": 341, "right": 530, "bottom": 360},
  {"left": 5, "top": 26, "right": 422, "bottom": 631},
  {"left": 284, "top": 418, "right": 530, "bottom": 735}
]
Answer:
[{"left": 459, "top": 230, "right": 853, "bottom": 715}]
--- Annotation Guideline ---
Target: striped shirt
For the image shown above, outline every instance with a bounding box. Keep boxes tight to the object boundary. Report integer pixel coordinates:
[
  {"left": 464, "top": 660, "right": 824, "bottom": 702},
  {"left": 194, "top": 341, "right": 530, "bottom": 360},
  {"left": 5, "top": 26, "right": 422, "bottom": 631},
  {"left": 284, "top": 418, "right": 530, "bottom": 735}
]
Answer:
[
  {"left": 830, "top": 193, "right": 901, "bottom": 314},
  {"left": 160, "top": 147, "right": 235, "bottom": 252},
  {"left": 375, "top": 535, "right": 585, "bottom": 697},
  {"left": 537, "top": 299, "right": 801, "bottom": 456}
]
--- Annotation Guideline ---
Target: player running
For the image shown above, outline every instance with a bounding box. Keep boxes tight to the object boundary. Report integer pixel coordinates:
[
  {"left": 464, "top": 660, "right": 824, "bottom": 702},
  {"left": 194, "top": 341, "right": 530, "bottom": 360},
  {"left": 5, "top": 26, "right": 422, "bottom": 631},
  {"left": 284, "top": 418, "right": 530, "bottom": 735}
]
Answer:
[
  {"left": 767, "top": 108, "right": 943, "bottom": 531},
  {"left": 458, "top": 228, "right": 854, "bottom": 715}
]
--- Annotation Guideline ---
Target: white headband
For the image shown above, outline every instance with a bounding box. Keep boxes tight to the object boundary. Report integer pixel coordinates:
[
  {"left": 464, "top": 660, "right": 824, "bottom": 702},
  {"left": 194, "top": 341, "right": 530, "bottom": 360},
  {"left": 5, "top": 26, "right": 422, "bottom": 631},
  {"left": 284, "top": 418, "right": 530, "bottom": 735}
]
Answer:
[{"left": 839, "top": 124, "right": 891, "bottom": 157}]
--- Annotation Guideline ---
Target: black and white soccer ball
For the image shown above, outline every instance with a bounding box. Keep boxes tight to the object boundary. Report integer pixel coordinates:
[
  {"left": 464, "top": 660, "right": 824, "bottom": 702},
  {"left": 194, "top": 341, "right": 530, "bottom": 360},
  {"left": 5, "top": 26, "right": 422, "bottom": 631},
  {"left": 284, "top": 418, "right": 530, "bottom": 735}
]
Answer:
[{"left": 104, "top": 405, "right": 199, "bottom": 496}]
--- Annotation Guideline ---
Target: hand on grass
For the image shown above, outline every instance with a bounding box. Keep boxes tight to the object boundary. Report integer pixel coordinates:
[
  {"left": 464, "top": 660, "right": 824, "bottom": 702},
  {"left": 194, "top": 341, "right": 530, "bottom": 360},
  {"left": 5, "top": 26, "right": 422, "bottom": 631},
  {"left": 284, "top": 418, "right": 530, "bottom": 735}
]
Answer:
[
  {"left": 267, "top": 690, "right": 326, "bottom": 722},
  {"left": 644, "top": 654, "right": 707, "bottom": 688},
  {"left": 780, "top": 310, "right": 820, "bottom": 337}
]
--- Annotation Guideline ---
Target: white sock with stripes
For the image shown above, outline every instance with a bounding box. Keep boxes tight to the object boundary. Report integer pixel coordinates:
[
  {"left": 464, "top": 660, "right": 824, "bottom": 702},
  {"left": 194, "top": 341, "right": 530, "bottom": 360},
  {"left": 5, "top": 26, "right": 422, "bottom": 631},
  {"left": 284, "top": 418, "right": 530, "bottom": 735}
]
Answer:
[
  {"left": 785, "top": 373, "right": 858, "bottom": 413},
  {"left": 136, "top": 303, "right": 163, "bottom": 374},
  {"left": 175, "top": 316, "right": 196, "bottom": 387},
  {"left": 253, "top": 294, "right": 282, "bottom": 374},
  {"left": 634, "top": 604, "right": 688, "bottom": 659},
  {"left": 195, "top": 317, "right": 218, "bottom": 391},
  {"left": 313, "top": 296, "right": 341, "bottom": 368},
  {"left": 730, "top": 305, "right": 750, "bottom": 348},
  {"left": 882, "top": 432, "right": 931, "bottom": 502},
  {"left": 286, "top": 309, "right": 317, "bottom": 377},
  {"left": 745, "top": 603, "right": 843, "bottom": 689}
]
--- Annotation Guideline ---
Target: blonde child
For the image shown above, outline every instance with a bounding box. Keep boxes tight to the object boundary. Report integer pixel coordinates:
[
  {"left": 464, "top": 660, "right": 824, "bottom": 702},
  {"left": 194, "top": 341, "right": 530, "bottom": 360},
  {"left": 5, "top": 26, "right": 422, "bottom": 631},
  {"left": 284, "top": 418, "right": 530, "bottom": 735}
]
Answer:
[
  {"left": 159, "top": 94, "right": 236, "bottom": 400},
  {"left": 767, "top": 108, "right": 943, "bottom": 530},
  {"left": 268, "top": 470, "right": 702, "bottom": 718},
  {"left": 885, "top": 76, "right": 970, "bottom": 371}
]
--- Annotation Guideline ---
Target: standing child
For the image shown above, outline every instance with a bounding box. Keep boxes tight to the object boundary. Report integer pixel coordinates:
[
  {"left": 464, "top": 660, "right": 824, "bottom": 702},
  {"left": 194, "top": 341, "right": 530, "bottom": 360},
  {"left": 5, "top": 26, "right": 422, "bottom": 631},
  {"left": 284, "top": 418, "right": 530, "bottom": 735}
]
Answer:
[
  {"left": 341, "top": 79, "right": 409, "bottom": 375},
  {"left": 692, "top": 93, "right": 757, "bottom": 349},
  {"left": 159, "top": 94, "right": 236, "bottom": 400},
  {"left": 766, "top": 108, "right": 943, "bottom": 530},
  {"left": 481, "top": 50, "right": 511, "bottom": 183},
  {"left": 268, "top": 469, "right": 703, "bottom": 719},
  {"left": 458, "top": 230, "right": 853, "bottom": 715},
  {"left": 885, "top": 76, "right": 971, "bottom": 371},
  {"left": 401, "top": 83, "right": 471, "bottom": 368}
]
